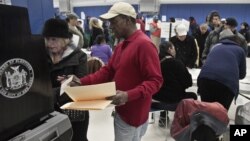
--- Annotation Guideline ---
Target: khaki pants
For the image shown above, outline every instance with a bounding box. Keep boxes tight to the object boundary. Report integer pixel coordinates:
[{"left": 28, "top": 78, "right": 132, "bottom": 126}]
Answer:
[
  {"left": 114, "top": 113, "right": 148, "bottom": 141},
  {"left": 150, "top": 35, "right": 160, "bottom": 53}
]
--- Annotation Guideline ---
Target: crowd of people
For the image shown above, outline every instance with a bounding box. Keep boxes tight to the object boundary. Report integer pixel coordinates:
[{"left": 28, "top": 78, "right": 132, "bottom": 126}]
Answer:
[{"left": 41, "top": 1, "right": 248, "bottom": 141}]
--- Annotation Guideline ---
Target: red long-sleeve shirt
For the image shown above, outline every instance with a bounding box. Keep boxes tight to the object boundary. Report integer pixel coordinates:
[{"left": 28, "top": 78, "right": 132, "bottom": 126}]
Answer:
[{"left": 80, "top": 30, "right": 163, "bottom": 127}]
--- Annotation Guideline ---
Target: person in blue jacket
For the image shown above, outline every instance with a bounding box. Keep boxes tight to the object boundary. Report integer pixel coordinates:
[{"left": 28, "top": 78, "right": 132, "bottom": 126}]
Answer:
[{"left": 197, "top": 28, "right": 246, "bottom": 110}]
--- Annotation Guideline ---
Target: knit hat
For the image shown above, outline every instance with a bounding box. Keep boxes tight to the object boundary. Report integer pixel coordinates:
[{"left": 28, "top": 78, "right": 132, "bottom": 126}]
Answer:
[
  {"left": 42, "top": 18, "right": 72, "bottom": 38},
  {"left": 175, "top": 23, "right": 188, "bottom": 36},
  {"left": 219, "top": 29, "right": 235, "bottom": 40},
  {"left": 225, "top": 17, "right": 238, "bottom": 27},
  {"left": 100, "top": 2, "right": 136, "bottom": 19}
]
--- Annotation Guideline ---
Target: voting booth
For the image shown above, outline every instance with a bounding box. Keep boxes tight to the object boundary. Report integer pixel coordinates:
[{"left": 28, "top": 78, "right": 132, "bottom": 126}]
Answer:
[{"left": 0, "top": 4, "right": 72, "bottom": 141}]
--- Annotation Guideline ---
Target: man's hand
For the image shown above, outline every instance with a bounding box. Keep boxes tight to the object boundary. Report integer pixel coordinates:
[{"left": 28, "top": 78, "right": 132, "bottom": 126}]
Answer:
[
  {"left": 70, "top": 75, "right": 81, "bottom": 86},
  {"left": 57, "top": 75, "right": 81, "bottom": 87},
  {"left": 106, "top": 90, "right": 128, "bottom": 106}
]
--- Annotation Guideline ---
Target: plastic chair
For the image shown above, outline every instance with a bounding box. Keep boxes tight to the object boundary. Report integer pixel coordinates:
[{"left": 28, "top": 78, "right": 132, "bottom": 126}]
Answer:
[{"left": 150, "top": 101, "right": 178, "bottom": 127}]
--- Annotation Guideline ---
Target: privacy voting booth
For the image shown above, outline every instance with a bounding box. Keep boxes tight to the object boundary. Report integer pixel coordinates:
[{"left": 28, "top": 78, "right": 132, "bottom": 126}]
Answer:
[{"left": 0, "top": 5, "right": 72, "bottom": 141}]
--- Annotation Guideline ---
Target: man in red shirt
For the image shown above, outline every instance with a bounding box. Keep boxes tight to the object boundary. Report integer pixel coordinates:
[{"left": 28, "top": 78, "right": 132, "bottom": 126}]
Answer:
[
  {"left": 66, "top": 2, "right": 163, "bottom": 141},
  {"left": 150, "top": 15, "right": 161, "bottom": 52}
]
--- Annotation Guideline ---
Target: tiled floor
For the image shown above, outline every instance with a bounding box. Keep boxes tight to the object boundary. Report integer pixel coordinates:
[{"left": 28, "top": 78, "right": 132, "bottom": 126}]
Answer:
[
  {"left": 87, "top": 106, "right": 175, "bottom": 141},
  {"left": 87, "top": 58, "right": 250, "bottom": 141},
  {"left": 87, "top": 88, "right": 249, "bottom": 141}
]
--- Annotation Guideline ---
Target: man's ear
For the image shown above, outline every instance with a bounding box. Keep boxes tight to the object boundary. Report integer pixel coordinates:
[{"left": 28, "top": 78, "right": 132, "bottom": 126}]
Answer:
[{"left": 126, "top": 17, "right": 131, "bottom": 24}]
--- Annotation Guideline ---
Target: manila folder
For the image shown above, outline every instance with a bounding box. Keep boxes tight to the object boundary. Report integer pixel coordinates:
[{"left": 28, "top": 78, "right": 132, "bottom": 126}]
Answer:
[{"left": 61, "top": 82, "right": 116, "bottom": 110}]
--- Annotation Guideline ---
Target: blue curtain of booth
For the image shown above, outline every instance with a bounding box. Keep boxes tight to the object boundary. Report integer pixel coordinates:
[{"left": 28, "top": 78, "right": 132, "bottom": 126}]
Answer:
[{"left": 11, "top": 0, "right": 55, "bottom": 34}]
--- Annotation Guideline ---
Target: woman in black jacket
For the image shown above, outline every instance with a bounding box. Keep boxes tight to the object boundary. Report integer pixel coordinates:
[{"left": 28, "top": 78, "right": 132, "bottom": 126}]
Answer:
[
  {"left": 42, "top": 18, "right": 89, "bottom": 141},
  {"left": 153, "top": 41, "right": 197, "bottom": 127}
]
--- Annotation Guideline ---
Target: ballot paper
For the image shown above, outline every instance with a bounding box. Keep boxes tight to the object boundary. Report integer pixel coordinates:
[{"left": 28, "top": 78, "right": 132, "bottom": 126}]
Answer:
[
  {"left": 60, "top": 75, "right": 73, "bottom": 95},
  {"left": 61, "top": 82, "right": 116, "bottom": 110}
]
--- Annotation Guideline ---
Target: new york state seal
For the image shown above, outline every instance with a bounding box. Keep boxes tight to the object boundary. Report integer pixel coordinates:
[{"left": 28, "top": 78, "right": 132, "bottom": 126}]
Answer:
[{"left": 0, "top": 58, "right": 34, "bottom": 98}]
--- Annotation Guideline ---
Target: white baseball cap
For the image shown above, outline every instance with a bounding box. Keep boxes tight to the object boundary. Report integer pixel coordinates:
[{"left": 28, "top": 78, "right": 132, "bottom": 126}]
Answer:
[
  {"left": 100, "top": 2, "right": 136, "bottom": 20},
  {"left": 175, "top": 24, "right": 188, "bottom": 36}
]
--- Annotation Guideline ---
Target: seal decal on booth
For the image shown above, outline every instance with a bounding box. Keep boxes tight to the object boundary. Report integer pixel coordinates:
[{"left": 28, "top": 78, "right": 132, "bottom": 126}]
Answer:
[{"left": 0, "top": 58, "right": 34, "bottom": 98}]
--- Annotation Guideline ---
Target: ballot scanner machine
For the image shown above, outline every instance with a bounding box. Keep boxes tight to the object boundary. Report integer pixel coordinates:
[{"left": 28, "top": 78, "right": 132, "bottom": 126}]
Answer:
[{"left": 0, "top": 4, "right": 72, "bottom": 141}]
